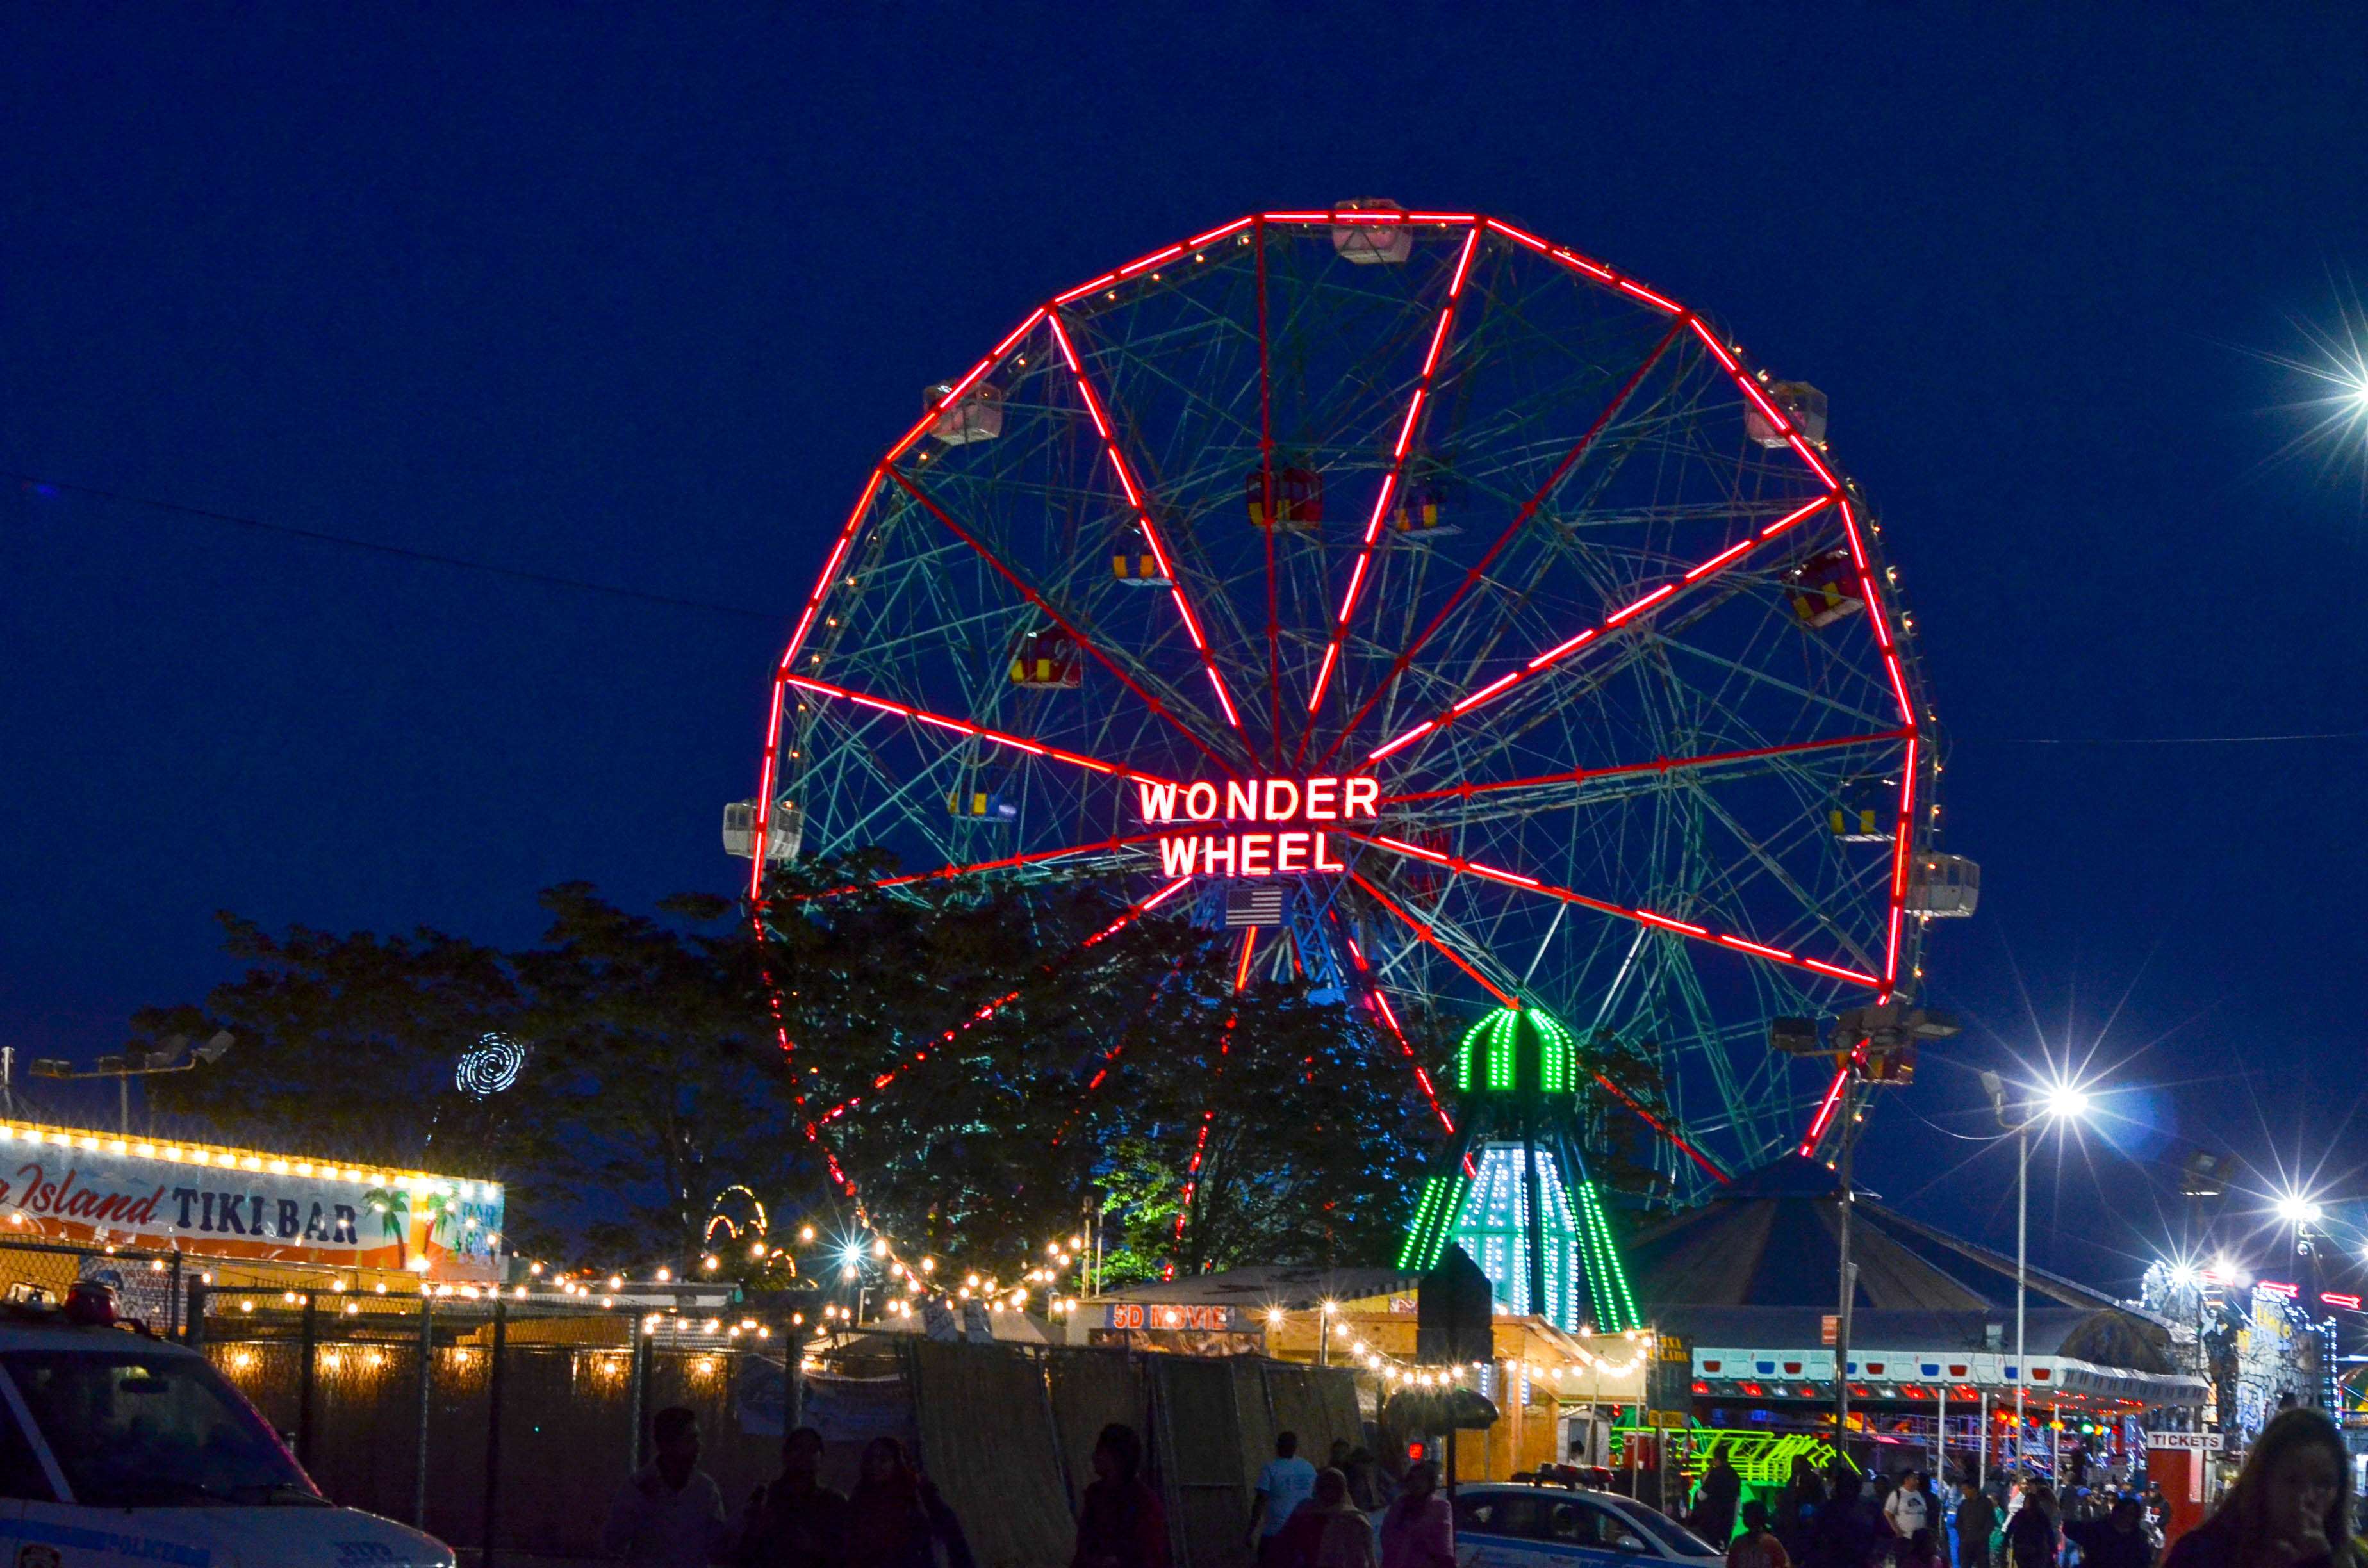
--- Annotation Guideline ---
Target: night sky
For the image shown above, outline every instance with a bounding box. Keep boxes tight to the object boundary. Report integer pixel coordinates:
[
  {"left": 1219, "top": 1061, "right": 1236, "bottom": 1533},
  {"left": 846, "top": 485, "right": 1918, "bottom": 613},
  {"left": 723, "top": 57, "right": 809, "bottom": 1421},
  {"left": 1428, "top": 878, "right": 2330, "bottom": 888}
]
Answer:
[{"left": 4, "top": 8, "right": 2363, "bottom": 1291}]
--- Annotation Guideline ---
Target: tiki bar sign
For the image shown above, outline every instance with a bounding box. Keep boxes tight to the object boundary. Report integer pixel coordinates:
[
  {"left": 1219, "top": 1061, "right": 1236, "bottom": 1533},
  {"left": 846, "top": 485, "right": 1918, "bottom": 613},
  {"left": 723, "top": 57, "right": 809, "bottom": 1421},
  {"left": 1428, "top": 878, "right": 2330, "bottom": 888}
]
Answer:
[
  {"left": 1136, "top": 776, "right": 1377, "bottom": 877},
  {"left": 0, "top": 1122, "right": 504, "bottom": 1281}
]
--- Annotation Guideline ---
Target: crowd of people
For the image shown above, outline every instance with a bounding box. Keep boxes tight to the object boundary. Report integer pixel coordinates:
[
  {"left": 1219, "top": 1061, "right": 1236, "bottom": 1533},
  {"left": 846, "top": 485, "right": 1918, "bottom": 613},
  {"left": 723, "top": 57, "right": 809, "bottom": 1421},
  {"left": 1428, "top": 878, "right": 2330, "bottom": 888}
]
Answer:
[
  {"left": 1693, "top": 1409, "right": 2356, "bottom": 1568},
  {"left": 596, "top": 1404, "right": 2358, "bottom": 1568},
  {"left": 593, "top": 1413, "right": 1450, "bottom": 1568},
  {"left": 598, "top": 1408, "right": 976, "bottom": 1568}
]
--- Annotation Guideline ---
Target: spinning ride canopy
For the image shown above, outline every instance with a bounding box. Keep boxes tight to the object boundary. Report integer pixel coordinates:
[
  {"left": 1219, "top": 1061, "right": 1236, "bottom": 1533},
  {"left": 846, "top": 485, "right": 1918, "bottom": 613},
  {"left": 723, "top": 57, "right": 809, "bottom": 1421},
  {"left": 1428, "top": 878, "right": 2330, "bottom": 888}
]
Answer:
[
  {"left": 750, "top": 208, "right": 1950, "bottom": 1198},
  {"left": 1400, "top": 1004, "right": 1643, "bottom": 1333}
]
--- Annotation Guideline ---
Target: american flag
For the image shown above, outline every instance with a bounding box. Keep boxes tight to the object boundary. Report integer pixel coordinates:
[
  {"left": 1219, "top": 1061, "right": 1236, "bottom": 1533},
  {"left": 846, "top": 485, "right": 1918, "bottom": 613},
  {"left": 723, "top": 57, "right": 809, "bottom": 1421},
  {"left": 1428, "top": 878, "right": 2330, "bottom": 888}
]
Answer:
[{"left": 1224, "top": 883, "right": 1286, "bottom": 927}]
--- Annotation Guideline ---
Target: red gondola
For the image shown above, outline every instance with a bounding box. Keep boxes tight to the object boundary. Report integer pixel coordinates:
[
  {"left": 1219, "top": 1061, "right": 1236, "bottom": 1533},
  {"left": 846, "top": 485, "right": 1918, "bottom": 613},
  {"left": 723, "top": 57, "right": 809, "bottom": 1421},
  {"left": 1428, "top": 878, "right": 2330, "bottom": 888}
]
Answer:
[{"left": 1245, "top": 466, "right": 1324, "bottom": 531}]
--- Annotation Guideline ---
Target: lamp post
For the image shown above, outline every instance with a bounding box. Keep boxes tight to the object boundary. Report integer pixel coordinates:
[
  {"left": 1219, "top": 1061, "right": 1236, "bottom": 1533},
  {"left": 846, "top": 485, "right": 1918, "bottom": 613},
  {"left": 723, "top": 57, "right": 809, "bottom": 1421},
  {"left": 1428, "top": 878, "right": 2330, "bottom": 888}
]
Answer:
[
  {"left": 29, "top": 1032, "right": 234, "bottom": 1133},
  {"left": 1981, "top": 1071, "right": 2091, "bottom": 1478}
]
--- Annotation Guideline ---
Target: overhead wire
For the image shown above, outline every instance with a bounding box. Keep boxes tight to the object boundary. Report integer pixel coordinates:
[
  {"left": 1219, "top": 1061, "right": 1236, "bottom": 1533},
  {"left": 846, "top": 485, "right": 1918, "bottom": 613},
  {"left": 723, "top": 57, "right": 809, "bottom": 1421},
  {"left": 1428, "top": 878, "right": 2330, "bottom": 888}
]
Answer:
[
  {"left": 1970, "top": 730, "right": 2368, "bottom": 746},
  {"left": 24, "top": 471, "right": 2368, "bottom": 747},
  {"left": 8, "top": 471, "right": 784, "bottom": 624}
]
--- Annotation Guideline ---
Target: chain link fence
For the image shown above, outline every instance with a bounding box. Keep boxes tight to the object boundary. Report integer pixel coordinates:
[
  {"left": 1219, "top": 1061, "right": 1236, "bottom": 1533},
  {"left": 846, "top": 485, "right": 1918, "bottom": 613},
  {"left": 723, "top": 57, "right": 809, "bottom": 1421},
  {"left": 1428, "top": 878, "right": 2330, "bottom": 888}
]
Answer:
[{"left": 0, "top": 1239, "right": 1365, "bottom": 1567}]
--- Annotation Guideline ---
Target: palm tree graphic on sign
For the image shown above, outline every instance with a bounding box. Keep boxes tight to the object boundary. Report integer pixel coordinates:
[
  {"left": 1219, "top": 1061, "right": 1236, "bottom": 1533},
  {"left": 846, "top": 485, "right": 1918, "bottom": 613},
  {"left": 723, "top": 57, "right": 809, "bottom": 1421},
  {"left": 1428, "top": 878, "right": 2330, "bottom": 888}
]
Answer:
[{"left": 363, "top": 1186, "right": 411, "bottom": 1265}]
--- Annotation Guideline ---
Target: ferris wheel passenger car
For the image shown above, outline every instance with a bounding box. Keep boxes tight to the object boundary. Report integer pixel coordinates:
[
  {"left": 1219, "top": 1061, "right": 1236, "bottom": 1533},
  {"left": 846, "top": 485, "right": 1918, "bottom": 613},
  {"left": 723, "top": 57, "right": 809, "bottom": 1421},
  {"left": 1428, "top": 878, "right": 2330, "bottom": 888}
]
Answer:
[
  {"left": 0, "top": 1285, "right": 453, "bottom": 1567},
  {"left": 1447, "top": 1483, "right": 1723, "bottom": 1568}
]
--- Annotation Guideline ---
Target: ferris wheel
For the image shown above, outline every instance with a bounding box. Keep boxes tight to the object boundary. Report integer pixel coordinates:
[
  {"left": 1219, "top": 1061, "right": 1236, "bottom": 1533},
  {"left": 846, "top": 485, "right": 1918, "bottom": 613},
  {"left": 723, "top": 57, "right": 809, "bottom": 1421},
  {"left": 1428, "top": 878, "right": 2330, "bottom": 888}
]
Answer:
[{"left": 734, "top": 204, "right": 1970, "bottom": 1200}]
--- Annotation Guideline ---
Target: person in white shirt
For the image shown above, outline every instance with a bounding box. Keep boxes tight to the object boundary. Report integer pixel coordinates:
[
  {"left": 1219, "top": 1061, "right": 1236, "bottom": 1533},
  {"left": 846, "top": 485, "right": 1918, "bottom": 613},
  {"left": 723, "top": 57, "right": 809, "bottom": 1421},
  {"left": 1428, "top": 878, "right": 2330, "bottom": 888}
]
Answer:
[
  {"left": 1249, "top": 1431, "right": 1319, "bottom": 1568},
  {"left": 602, "top": 1406, "right": 731, "bottom": 1567},
  {"left": 1886, "top": 1471, "right": 1933, "bottom": 1540}
]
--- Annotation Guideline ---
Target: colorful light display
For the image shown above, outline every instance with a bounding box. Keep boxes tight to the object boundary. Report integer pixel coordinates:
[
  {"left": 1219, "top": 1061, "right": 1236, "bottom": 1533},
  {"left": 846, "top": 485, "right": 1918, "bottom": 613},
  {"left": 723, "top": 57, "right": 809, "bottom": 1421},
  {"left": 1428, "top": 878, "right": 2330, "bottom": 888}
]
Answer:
[
  {"left": 1399, "top": 1006, "right": 1640, "bottom": 1333},
  {"left": 748, "top": 207, "right": 1954, "bottom": 1217}
]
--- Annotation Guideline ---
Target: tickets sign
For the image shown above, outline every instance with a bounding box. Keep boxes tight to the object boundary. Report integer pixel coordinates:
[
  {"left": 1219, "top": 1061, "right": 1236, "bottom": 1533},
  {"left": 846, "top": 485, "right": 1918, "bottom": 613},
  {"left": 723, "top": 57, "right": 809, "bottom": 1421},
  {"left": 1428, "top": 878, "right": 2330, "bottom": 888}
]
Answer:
[{"left": 0, "top": 1127, "right": 502, "bottom": 1280}]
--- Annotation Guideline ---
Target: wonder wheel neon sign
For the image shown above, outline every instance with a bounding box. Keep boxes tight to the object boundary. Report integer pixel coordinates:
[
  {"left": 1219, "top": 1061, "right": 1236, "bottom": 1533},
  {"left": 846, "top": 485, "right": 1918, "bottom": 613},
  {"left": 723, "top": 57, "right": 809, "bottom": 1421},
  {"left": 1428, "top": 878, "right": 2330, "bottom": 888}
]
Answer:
[{"left": 1135, "top": 776, "right": 1377, "bottom": 878}]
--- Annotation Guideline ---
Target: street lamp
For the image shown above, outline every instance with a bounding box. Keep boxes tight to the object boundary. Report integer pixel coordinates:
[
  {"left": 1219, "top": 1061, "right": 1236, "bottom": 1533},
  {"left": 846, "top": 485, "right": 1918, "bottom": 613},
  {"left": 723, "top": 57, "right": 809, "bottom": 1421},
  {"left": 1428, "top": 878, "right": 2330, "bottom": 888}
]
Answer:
[
  {"left": 2274, "top": 1193, "right": 2325, "bottom": 1227},
  {"left": 1980, "top": 1069, "right": 2094, "bottom": 1474}
]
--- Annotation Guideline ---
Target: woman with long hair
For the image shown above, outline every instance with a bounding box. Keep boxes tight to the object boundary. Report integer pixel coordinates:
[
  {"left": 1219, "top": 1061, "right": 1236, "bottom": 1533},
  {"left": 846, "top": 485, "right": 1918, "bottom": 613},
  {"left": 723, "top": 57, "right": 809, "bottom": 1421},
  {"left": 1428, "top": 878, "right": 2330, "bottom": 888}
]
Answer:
[
  {"left": 1379, "top": 1462, "right": 1453, "bottom": 1568},
  {"left": 1073, "top": 1423, "right": 1170, "bottom": 1568},
  {"left": 845, "top": 1437, "right": 974, "bottom": 1568},
  {"left": 2166, "top": 1408, "right": 2353, "bottom": 1568}
]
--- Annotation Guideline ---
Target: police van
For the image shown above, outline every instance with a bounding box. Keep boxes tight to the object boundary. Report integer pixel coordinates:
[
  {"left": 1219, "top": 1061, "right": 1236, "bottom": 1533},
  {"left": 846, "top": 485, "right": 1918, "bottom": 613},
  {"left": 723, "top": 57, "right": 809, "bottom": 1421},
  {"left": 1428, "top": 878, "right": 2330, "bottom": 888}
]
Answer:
[{"left": 0, "top": 1283, "right": 452, "bottom": 1565}]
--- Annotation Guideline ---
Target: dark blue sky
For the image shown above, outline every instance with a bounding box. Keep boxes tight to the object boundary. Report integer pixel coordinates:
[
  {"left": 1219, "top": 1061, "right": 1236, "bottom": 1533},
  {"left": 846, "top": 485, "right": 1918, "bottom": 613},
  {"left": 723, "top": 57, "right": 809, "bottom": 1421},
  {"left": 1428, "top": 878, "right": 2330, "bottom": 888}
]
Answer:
[{"left": 4, "top": 7, "right": 2362, "bottom": 1290}]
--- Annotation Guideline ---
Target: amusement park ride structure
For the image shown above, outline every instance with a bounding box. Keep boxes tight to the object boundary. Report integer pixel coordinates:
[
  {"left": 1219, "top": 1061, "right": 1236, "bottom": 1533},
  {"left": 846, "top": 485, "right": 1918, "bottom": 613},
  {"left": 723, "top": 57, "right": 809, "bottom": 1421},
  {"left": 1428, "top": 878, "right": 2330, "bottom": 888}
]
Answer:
[{"left": 726, "top": 204, "right": 1977, "bottom": 1284}]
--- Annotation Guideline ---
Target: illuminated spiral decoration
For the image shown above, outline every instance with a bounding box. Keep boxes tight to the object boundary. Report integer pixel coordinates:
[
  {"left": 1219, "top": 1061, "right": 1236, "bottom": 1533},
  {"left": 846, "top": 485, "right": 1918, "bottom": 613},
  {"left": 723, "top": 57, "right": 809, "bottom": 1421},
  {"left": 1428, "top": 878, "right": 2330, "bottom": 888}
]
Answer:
[{"left": 455, "top": 1032, "right": 527, "bottom": 1099}]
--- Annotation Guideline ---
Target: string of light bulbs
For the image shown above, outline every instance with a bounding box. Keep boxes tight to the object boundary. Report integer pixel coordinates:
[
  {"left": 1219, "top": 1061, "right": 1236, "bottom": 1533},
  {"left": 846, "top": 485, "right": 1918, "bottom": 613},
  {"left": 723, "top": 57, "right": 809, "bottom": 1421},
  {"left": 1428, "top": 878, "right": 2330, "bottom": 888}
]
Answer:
[{"left": 1296, "top": 1305, "right": 1655, "bottom": 1388}]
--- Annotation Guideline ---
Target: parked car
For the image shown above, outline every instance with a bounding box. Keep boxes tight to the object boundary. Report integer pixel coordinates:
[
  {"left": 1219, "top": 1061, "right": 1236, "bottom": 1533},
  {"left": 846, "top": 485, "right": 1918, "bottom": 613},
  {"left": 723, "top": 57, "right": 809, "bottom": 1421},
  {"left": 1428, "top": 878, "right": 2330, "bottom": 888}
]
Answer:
[
  {"left": 1447, "top": 1482, "right": 1724, "bottom": 1568},
  {"left": 0, "top": 1283, "right": 453, "bottom": 1565}
]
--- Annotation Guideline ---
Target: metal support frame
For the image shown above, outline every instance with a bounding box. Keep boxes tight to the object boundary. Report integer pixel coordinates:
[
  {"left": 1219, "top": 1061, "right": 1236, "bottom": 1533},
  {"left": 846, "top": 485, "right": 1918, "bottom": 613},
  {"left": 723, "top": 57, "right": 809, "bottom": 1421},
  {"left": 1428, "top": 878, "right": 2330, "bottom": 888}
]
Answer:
[
  {"left": 481, "top": 1296, "right": 507, "bottom": 1568},
  {"left": 296, "top": 1291, "right": 319, "bottom": 1471},
  {"left": 413, "top": 1295, "right": 434, "bottom": 1528}
]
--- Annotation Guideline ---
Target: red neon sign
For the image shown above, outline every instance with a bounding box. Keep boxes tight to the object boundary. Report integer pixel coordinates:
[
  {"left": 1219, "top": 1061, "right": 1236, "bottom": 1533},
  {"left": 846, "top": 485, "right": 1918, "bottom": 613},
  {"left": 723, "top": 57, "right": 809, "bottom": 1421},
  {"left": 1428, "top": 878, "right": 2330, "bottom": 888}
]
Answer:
[
  {"left": 1138, "top": 776, "right": 1376, "bottom": 878},
  {"left": 2321, "top": 1292, "right": 2361, "bottom": 1311}
]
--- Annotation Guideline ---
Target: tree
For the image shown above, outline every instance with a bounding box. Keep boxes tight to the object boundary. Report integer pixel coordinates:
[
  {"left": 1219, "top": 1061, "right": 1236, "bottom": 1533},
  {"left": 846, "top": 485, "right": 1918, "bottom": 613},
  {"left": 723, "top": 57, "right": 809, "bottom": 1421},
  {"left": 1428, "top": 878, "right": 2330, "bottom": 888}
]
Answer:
[
  {"left": 137, "top": 917, "right": 518, "bottom": 1178},
  {"left": 142, "top": 886, "right": 800, "bottom": 1266},
  {"left": 509, "top": 883, "right": 793, "bottom": 1264}
]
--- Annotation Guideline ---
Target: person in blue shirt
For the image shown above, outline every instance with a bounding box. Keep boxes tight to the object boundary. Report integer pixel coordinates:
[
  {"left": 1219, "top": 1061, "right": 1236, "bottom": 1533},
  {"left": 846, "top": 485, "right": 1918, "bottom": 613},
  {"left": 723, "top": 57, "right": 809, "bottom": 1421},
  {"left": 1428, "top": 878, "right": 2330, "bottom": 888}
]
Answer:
[{"left": 1250, "top": 1432, "right": 1319, "bottom": 1568}]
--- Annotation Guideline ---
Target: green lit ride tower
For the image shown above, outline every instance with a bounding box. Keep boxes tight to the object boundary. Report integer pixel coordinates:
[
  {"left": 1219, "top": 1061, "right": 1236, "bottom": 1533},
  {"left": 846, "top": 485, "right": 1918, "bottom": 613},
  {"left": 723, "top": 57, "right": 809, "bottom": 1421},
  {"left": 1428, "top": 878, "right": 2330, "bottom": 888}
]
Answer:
[{"left": 1397, "top": 1006, "right": 1640, "bottom": 1332}]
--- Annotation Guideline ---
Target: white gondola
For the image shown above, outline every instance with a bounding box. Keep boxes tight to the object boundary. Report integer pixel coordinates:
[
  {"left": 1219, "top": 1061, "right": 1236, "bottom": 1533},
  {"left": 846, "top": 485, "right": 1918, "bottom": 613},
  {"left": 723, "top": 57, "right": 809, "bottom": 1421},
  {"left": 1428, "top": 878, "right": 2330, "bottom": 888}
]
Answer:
[
  {"left": 1905, "top": 853, "right": 1980, "bottom": 918},
  {"left": 923, "top": 380, "right": 1003, "bottom": 445},
  {"left": 1331, "top": 199, "right": 1412, "bottom": 265},
  {"left": 721, "top": 797, "right": 803, "bottom": 863},
  {"left": 1745, "top": 380, "right": 1829, "bottom": 448}
]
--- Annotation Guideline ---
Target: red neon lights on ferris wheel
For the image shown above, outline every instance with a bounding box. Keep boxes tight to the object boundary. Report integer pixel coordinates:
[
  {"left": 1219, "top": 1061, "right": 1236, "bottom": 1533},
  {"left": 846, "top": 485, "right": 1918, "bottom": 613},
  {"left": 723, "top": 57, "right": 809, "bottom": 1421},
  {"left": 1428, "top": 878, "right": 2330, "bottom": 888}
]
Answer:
[
  {"left": 783, "top": 674, "right": 1177, "bottom": 788},
  {"left": 1046, "top": 313, "right": 1247, "bottom": 736},
  {"left": 1346, "top": 831, "right": 1880, "bottom": 989},
  {"left": 881, "top": 465, "right": 1238, "bottom": 776},
  {"left": 1365, "top": 493, "right": 1838, "bottom": 763},
  {"left": 1381, "top": 729, "right": 1916, "bottom": 806},
  {"left": 1306, "top": 226, "right": 1483, "bottom": 722},
  {"left": 1345, "top": 869, "right": 1520, "bottom": 1010},
  {"left": 756, "top": 208, "right": 1940, "bottom": 1187},
  {"left": 1799, "top": 1064, "right": 1852, "bottom": 1155},
  {"left": 1317, "top": 315, "right": 1690, "bottom": 772},
  {"left": 1883, "top": 735, "right": 1922, "bottom": 989},
  {"left": 1615, "top": 278, "right": 1683, "bottom": 314}
]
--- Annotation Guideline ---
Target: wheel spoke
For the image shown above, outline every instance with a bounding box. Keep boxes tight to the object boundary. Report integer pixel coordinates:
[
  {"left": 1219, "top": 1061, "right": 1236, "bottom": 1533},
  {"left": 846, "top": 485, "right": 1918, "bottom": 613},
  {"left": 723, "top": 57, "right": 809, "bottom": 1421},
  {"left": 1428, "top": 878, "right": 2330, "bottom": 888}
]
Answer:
[
  {"left": 789, "top": 834, "right": 1171, "bottom": 901},
  {"left": 1304, "top": 227, "right": 1483, "bottom": 727},
  {"left": 805, "top": 876, "right": 1190, "bottom": 1129},
  {"left": 1256, "top": 220, "right": 1286, "bottom": 772},
  {"left": 1383, "top": 728, "right": 1914, "bottom": 809},
  {"left": 1346, "top": 867, "right": 1520, "bottom": 1008},
  {"left": 784, "top": 675, "right": 1178, "bottom": 788},
  {"left": 880, "top": 463, "right": 1239, "bottom": 775},
  {"left": 1365, "top": 494, "right": 1836, "bottom": 764},
  {"left": 1344, "top": 829, "right": 1880, "bottom": 988},
  {"left": 1047, "top": 311, "right": 1251, "bottom": 747},
  {"left": 1329, "top": 915, "right": 1457, "bottom": 1138},
  {"left": 1319, "top": 314, "right": 1688, "bottom": 769}
]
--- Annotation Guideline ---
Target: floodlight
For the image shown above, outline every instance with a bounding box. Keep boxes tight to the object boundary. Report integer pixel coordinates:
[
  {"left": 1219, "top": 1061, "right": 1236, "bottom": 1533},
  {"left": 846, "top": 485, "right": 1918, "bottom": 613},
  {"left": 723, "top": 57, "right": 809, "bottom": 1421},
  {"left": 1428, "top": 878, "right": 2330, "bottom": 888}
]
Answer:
[
  {"left": 2040, "top": 1083, "right": 2091, "bottom": 1120},
  {"left": 2275, "top": 1194, "right": 2325, "bottom": 1225}
]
